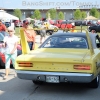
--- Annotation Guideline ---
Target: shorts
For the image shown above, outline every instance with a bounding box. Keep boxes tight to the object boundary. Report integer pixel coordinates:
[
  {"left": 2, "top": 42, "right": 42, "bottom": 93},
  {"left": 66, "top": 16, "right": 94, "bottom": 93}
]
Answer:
[
  {"left": 40, "top": 30, "right": 46, "bottom": 37},
  {"left": 28, "top": 42, "right": 34, "bottom": 50},
  {"left": 5, "top": 53, "right": 17, "bottom": 69}
]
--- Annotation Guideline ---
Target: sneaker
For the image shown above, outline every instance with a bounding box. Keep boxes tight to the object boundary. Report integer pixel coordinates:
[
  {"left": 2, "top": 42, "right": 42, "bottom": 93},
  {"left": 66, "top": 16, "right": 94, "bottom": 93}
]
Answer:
[{"left": 3, "top": 76, "right": 8, "bottom": 80}]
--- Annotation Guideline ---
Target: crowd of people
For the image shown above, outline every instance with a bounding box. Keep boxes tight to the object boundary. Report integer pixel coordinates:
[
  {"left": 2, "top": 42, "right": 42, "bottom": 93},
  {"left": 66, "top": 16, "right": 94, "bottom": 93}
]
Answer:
[
  {"left": 0, "top": 19, "right": 47, "bottom": 79},
  {"left": 0, "top": 20, "right": 18, "bottom": 79}
]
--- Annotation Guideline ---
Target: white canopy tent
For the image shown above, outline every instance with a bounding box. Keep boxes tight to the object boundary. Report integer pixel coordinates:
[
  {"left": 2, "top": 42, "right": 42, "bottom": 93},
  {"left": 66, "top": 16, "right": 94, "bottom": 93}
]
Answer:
[
  {"left": 26, "top": 17, "right": 34, "bottom": 20},
  {"left": 0, "top": 10, "right": 19, "bottom": 22},
  {"left": 85, "top": 16, "right": 98, "bottom": 20}
]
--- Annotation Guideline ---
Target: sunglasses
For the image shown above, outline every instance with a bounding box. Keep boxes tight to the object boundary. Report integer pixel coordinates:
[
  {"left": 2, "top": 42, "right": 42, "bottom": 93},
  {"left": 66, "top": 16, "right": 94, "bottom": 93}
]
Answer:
[{"left": 8, "top": 30, "right": 13, "bottom": 32}]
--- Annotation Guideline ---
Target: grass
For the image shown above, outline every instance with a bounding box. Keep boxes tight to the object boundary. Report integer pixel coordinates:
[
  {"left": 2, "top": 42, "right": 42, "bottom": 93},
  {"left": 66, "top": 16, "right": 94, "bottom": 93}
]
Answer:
[
  {"left": 15, "top": 27, "right": 21, "bottom": 37},
  {"left": 76, "top": 26, "right": 88, "bottom": 29}
]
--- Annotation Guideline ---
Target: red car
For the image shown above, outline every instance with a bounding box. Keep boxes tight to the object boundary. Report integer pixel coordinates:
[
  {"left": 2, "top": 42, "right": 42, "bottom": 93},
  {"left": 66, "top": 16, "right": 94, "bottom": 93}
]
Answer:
[
  {"left": 14, "top": 20, "right": 23, "bottom": 27},
  {"left": 0, "top": 34, "right": 22, "bottom": 69},
  {"left": 54, "top": 21, "right": 73, "bottom": 30}
]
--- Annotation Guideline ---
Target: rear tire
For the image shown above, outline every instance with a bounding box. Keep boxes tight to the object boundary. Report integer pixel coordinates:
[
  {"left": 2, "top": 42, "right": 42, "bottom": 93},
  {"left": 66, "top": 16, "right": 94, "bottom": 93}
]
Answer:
[
  {"left": 46, "top": 30, "right": 53, "bottom": 36},
  {"left": 46, "top": 32, "right": 51, "bottom": 36},
  {"left": 89, "top": 76, "right": 99, "bottom": 88}
]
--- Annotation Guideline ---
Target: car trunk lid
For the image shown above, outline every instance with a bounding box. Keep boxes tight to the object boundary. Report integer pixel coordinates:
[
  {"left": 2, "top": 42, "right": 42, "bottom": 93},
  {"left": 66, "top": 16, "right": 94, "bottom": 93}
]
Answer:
[{"left": 16, "top": 48, "right": 92, "bottom": 72}]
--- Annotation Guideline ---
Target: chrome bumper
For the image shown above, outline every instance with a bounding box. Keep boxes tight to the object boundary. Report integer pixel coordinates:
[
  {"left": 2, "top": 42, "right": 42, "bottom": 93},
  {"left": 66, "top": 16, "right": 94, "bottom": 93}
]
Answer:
[{"left": 16, "top": 70, "right": 93, "bottom": 83}]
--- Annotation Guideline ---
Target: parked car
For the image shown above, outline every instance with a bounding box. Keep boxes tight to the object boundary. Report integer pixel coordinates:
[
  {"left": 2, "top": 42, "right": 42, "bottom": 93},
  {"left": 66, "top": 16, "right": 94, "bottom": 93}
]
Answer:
[
  {"left": 74, "top": 20, "right": 82, "bottom": 26},
  {"left": 15, "top": 22, "right": 23, "bottom": 27},
  {"left": 4, "top": 22, "right": 11, "bottom": 28},
  {"left": 15, "top": 30, "right": 100, "bottom": 88},
  {"left": 87, "top": 20, "right": 98, "bottom": 26},
  {"left": 54, "top": 21, "right": 73, "bottom": 30},
  {"left": 88, "top": 25, "right": 100, "bottom": 33},
  {"left": 0, "top": 34, "right": 22, "bottom": 69},
  {"left": 14, "top": 20, "right": 23, "bottom": 27},
  {"left": 74, "top": 20, "right": 88, "bottom": 26},
  {"left": 34, "top": 22, "right": 58, "bottom": 35}
]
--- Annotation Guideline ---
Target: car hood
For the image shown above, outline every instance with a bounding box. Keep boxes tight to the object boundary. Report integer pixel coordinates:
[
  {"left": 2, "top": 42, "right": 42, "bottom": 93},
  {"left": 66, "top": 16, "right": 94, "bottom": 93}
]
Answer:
[{"left": 17, "top": 48, "right": 91, "bottom": 63}]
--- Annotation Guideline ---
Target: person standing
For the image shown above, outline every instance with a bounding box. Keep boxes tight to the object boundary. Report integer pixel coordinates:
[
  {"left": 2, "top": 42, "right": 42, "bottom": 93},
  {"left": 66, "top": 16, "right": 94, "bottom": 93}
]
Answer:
[
  {"left": 0, "top": 20, "right": 8, "bottom": 36},
  {"left": 40, "top": 25, "right": 46, "bottom": 44},
  {"left": 2, "top": 26, "right": 18, "bottom": 80},
  {"left": 91, "top": 30, "right": 96, "bottom": 33},
  {"left": 21, "top": 20, "right": 36, "bottom": 50},
  {"left": 70, "top": 26, "right": 77, "bottom": 33}
]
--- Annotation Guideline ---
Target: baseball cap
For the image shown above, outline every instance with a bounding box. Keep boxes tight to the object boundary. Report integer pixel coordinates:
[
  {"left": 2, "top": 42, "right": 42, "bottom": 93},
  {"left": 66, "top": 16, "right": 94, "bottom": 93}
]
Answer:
[{"left": 23, "top": 20, "right": 29, "bottom": 24}]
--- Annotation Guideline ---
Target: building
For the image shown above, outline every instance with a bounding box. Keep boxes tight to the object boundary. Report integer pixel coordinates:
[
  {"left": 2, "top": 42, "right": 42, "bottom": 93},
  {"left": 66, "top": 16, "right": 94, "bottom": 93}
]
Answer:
[{"left": 1, "top": 4, "right": 100, "bottom": 20}]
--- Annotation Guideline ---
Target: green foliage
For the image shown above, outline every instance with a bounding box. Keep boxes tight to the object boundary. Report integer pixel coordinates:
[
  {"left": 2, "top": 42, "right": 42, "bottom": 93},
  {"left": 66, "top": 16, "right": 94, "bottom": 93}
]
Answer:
[
  {"left": 99, "top": 12, "right": 100, "bottom": 19},
  {"left": 58, "top": 11, "right": 64, "bottom": 20},
  {"left": 31, "top": 9, "right": 41, "bottom": 20},
  {"left": 81, "top": 11, "right": 86, "bottom": 19},
  {"left": 47, "top": 8, "right": 57, "bottom": 19},
  {"left": 46, "top": 11, "right": 49, "bottom": 19},
  {"left": 13, "top": 9, "right": 22, "bottom": 20},
  {"left": 90, "top": 8, "right": 99, "bottom": 18},
  {"left": 74, "top": 9, "right": 82, "bottom": 20}
]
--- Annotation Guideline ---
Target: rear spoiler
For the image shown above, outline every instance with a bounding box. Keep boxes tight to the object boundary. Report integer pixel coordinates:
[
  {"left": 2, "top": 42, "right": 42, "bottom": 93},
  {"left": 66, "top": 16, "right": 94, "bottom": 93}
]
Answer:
[
  {"left": 85, "top": 29, "right": 94, "bottom": 55},
  {"left": 20, "top": 29, "right": 30, "bottom": 54}
]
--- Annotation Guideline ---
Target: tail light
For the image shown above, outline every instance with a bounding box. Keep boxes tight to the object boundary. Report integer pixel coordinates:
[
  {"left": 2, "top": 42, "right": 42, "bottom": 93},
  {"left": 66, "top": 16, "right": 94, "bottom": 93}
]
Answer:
[
  {"left": 18, "top": 62, "right": 33, "bottom": 67},
  {"left": 73, "top": 65, "right": 90, "bottom": 70}
]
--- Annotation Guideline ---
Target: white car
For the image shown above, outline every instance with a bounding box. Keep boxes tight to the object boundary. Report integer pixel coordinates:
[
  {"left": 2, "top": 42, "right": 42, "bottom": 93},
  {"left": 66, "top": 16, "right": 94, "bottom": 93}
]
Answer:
[
  {"left": 49, "top": 24, "right": 58, "bottom": 32},
  {"left": 44, "top": 22, "right": 58, "bottom": 32}
]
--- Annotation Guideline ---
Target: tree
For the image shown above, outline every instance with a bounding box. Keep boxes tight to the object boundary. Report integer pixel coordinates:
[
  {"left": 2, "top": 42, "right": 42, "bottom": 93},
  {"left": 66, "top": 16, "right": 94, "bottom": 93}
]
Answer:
[
  {"left": 74, "top": 9, "right": 82, "bottom": 20},
  {"left": 58, "top": 11, "right": 64, "bottom": 20},
  {"left": 13, "top": 9, "right": 22, "bottom": 20},
  {"left": 90, "top": 8, "right": 99, "bottom": 18},
  {"left": 47, "top": 8, "right": 57, "bottom": 19},
  {"left": 46, "top": 11, "right": 50, "bottom": 19},
  {"left": 99, "top": 12, "right": 100, "bottom": 19},
  {"left": 81, "top": 11, "right": 86, "bottom": 19},
  {"left": 31, "top": 9, "right": 41, "bottom": 20}
]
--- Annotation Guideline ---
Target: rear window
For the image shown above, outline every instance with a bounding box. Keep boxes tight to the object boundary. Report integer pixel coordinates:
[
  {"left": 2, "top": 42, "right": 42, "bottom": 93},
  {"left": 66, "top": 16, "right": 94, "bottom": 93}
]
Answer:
[{"left": 42, "top": 36, "right": 88, "bottom": 49}]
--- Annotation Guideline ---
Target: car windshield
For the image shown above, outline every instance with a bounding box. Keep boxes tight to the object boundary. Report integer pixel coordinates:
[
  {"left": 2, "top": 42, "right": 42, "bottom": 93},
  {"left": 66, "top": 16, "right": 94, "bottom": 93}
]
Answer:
[{"left": 41, "top": 36, "right": 88, "bottom": 49}]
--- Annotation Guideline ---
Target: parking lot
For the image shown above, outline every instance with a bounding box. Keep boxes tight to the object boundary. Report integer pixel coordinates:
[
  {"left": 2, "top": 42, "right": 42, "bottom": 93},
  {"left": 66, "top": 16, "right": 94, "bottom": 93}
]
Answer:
[{"left": 0, "top": 69, "right": 100, "bottom": 100}]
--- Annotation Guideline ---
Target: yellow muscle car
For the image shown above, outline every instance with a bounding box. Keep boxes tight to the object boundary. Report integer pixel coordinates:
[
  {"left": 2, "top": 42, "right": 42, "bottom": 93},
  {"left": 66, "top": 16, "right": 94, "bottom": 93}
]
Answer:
[{"left": 15, "top": 29, "right": 100, "bottom": 88}]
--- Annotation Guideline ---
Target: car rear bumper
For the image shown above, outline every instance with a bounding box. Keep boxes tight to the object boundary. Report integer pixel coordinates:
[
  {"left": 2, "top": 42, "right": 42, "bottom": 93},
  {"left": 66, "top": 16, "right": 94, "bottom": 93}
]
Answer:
[{"left": 16, "top": 70, "right": 94, "bottom": 83}]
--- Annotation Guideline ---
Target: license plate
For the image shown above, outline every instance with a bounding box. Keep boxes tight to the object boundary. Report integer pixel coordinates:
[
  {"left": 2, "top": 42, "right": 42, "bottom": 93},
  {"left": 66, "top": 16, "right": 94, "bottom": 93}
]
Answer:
[{"left": 46, "top": 76, "right": 59, "bottom": 83}]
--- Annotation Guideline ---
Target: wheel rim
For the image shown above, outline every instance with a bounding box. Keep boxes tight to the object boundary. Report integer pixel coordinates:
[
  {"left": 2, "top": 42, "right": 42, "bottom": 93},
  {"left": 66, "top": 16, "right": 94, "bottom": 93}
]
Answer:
[
  {"left": 46, "top": 32, "right": 50, "bottom": 36},
  {"left": 54, "top": 28, "right": 58, "bottom": 32}
]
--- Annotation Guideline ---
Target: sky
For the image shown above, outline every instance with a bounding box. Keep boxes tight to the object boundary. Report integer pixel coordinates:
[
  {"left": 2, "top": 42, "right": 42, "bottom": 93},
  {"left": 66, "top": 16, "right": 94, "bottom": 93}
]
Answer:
[{"left": 0, "top": 0, "right": 100, "bottom": 9}]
